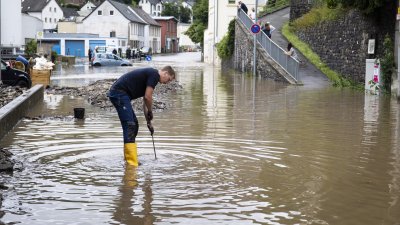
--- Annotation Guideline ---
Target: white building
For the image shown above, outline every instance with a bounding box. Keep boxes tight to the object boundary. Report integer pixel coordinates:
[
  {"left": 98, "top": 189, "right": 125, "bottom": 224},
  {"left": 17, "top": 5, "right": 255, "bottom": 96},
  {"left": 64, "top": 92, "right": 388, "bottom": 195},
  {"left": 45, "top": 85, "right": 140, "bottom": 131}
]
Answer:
[
  {"left": 78, "top": 1, "right": 97, "bottom": 17},
  {"left": 177, "top": 23, "right": 197, "bottom": 50},
  {"left": 132, "top": 7, "right": 162, "bottom": 53},
  {"left": 21, "top": 0, "right": 63, "bottom": 32},
  {"left": 0, "top": 0, "right": 43, "bottom": 54},
  {"left": 80, "top": 0, "right": 147, "bottom": 49},
  {"left": 139, "top": 0, "right": 163, "bottom": 17},
  {"left": 204, "top": 0, "right": 262, "bottom": 65},
  {"left": 1, "top": 0, "right": 23, "bottom": 50}
]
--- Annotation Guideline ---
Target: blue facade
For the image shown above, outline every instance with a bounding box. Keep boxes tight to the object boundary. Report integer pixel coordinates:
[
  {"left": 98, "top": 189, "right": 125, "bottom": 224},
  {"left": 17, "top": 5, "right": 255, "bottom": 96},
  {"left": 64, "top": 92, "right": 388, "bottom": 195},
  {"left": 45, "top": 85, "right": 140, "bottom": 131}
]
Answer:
[
  {"left": 65, "top": 40, "right": 85, "bottom": 57},
  {"left": 89, "top": 40, "right": 106, "bottom": 52},
  {"left": 51, "top": 43, "right": 61, "bottom": 55}
]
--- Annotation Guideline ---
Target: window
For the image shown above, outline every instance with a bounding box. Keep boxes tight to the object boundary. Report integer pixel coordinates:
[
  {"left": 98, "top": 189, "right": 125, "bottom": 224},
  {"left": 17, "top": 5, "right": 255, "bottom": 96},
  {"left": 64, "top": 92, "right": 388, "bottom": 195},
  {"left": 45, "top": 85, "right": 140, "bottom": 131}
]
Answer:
[
  {"left": 54, "top": 7, "right": 56, "bottom": 12},
  {"left": 110, "top": 10, "right": 114, "bottom": 15},
  {"left": 228, "top": 0, "right": 235, "bottom": 3},
  {"left": 54, "top": 18, "right": 56, "bottom": 23},
  {"left": 49, "top": 7, "right": 52, "bottom": 12},
  {"left": 45, "top": 17, "right": 47, "bottom": 22},
  {"left": 110, "top": 31, "right": 116, "bottom": 37},
  {"left": 50, "top": 18, "right": 52, "bottom": 23},
  {"left": 98, "top": 10, "right": 102, "bottom": 15}
]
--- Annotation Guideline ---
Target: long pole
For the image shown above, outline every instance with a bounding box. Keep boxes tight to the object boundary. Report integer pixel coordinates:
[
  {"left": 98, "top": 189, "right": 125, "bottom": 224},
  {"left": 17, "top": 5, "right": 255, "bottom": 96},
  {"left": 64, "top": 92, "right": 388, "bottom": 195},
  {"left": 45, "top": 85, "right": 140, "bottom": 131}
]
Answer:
[
  {"left": 253, "top": 0, "right": 258, "bottom": 76},
  {"left": 151, "top": 134, "right": 157, "bottom": 159}
]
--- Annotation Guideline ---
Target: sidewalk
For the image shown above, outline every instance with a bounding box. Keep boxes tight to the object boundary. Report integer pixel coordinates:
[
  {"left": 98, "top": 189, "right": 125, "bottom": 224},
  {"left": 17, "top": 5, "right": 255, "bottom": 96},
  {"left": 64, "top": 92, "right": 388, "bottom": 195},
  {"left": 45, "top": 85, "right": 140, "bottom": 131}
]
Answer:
[{"left": 260, "top": 7, "right": 330, "bottom": 88}]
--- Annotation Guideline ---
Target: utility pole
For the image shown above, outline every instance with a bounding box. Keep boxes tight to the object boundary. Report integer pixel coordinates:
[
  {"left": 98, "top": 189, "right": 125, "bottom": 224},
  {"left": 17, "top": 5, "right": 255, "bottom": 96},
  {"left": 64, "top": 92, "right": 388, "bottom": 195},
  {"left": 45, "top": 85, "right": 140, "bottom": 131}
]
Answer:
[{"left": 253, "top": 0, "right": 258, "bottom": 76}]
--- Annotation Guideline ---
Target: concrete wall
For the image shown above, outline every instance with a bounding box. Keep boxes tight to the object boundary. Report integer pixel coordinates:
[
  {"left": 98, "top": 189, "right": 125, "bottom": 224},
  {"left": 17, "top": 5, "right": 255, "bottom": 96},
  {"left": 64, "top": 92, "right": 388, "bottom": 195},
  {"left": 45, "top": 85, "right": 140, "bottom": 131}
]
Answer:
[
  {"left": 0, "top": 85, "right": 44, "bottom": 141},
  {"left": 234, "top": 19, "right": 295, "bottom": 83},
  {"left": 58, "top": 21, "right": 78, "bottom": 33}
]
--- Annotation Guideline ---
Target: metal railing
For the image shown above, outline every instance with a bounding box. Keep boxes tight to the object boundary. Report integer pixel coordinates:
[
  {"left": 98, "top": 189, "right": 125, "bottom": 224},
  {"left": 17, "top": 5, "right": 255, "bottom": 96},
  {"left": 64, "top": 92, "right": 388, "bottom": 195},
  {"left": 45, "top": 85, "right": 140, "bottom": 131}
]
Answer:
[{"left": 237, "top": 9, "right": 300, "bottom": 82}]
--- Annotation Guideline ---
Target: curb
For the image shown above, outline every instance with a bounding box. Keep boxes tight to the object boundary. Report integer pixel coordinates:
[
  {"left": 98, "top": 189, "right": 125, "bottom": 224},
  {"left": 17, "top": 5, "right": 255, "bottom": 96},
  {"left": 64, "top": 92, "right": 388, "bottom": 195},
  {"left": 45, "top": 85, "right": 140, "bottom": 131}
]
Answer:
[{"left": 0, "top": 85, "right": 44, "bottom": 141}]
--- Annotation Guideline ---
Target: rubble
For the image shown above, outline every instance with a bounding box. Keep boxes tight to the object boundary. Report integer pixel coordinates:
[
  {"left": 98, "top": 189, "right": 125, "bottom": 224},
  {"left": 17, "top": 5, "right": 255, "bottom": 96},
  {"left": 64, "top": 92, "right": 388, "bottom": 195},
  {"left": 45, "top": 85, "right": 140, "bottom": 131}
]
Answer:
[
  {"left": 0, "top": 85, "right": 27, "bottom": 108},
  {"left": 46, "top": 79, "right": 183, "bottom": 112}
]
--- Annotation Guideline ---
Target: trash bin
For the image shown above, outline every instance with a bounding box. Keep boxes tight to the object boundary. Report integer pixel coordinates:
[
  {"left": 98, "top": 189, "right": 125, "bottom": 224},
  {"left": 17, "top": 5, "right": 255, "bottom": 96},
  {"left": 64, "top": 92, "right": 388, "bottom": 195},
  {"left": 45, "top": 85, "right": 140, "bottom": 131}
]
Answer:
[{"left": 74, "top": 108, "right": 85, "bottom": 119}]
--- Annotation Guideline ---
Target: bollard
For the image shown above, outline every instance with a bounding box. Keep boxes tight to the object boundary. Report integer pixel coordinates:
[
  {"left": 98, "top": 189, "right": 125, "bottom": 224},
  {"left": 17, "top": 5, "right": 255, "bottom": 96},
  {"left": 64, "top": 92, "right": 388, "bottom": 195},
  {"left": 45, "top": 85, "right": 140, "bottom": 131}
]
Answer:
[{"left": 73, "top": 107, "right": 85, "bottom": 119}]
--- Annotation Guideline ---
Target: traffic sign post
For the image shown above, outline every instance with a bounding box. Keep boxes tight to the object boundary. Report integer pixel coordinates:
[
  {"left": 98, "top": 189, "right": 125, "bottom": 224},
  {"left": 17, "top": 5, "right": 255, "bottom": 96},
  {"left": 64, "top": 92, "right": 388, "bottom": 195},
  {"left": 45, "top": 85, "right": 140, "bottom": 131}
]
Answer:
[
  {"left": 253, "top": 0, "right": 258, "bottom": 76},
  {"left": 251, "top": 24, "right": 261, "bottom": 34}
]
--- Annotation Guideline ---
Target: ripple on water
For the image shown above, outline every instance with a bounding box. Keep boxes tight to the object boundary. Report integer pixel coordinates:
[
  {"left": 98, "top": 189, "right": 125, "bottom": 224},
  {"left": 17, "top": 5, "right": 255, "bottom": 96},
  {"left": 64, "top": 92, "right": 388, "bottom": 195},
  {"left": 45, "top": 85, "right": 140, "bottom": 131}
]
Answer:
[{"left": 2, "top": 116, "right": 309, "bottom": 225}]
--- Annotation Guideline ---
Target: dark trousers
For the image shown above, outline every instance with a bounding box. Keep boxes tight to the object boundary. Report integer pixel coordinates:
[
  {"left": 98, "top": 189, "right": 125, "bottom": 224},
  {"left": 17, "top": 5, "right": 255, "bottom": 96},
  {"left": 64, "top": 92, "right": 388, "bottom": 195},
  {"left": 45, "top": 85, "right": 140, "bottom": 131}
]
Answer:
[{"left": 108, "top": 90, "right": 138, "bottom": 143}]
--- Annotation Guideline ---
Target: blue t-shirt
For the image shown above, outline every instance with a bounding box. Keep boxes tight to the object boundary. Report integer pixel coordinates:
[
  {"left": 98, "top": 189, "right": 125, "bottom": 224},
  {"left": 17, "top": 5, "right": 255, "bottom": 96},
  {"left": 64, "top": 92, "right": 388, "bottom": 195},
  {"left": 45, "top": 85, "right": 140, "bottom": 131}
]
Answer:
[{"left": 111, "top": 67, "right": 160, "bottom": 100}]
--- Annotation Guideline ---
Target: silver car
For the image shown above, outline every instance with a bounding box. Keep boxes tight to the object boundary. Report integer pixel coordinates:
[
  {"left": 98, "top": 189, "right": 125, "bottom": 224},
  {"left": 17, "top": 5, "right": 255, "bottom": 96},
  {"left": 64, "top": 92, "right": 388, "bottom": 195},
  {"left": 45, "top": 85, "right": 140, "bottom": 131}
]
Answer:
[{"left": 91, "top": 53, "right": 132, "bottom": 66}]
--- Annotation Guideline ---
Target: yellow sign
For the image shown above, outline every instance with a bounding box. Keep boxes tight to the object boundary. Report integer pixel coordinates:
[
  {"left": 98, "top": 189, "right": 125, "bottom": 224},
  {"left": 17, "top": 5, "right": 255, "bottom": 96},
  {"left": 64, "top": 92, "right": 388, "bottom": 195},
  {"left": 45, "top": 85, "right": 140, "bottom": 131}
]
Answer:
[
  {"left": 398, "top": 7, "right": 400, "bottom": 14},
  {"left": 36, "top": 31, "right": 43, "bottom": 39}
]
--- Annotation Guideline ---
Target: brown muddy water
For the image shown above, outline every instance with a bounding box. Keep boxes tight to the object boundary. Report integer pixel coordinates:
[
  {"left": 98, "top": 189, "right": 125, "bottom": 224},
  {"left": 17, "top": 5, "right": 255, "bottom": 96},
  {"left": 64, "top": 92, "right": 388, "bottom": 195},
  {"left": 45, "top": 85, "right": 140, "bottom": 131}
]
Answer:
[{"left": 1, "top": 52, "right": 400, "bottom": 225}]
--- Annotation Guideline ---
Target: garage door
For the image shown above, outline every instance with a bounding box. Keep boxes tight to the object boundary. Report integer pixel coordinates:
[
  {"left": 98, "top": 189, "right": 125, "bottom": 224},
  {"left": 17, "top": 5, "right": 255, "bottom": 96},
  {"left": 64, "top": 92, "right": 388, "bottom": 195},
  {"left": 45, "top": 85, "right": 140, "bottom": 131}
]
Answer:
[
  {"left": 89, "top": 40, "right": 106, "bottom": 52},
  {"left": 52, "top": 43, "right": 61, "bottom": 55},
  {"left": 65, "top": 40, "right": 85, "bottom": 57}
]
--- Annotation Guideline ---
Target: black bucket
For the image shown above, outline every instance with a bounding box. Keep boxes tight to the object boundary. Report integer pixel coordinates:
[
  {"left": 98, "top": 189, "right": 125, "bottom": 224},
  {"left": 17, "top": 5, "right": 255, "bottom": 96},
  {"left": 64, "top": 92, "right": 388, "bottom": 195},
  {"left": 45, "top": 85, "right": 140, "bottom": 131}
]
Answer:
[{"left": 74, "top": 108, "right": 85, "bottom": 119}]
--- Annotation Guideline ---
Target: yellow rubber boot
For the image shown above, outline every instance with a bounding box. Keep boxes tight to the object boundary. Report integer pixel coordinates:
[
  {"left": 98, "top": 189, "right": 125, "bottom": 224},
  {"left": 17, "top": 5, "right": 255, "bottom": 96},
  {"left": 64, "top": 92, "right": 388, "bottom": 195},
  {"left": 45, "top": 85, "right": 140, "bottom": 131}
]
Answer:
[{"left": 124, "top": 143, "right": 139, "bottom": 167}]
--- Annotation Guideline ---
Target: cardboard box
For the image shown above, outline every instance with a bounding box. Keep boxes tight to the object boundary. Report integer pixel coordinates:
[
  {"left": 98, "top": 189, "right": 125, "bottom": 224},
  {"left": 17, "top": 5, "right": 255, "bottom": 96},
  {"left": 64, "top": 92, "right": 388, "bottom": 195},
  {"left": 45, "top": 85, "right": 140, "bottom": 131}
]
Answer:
[{"left": 31, "top": 69, "right": 51, "bottom": 86}]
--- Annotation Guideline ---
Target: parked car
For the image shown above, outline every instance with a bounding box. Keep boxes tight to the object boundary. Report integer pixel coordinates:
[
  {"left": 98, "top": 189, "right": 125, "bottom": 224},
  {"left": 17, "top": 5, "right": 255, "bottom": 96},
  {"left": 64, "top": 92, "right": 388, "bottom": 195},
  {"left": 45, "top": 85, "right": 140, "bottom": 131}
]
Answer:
[
  {"left": 1, "top": 60, "right": 32, "bottom": 88},
  {"left": 91, "top": 53, "right": 132, "bottom": 67}
]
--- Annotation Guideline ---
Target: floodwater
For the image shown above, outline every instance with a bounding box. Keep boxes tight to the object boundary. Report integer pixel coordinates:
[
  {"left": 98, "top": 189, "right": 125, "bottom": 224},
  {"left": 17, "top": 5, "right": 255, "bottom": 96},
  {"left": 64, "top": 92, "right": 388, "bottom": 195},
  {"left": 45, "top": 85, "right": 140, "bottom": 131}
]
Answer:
[{"left": 1, "top": 52, "right": 400, "bottom": 225}]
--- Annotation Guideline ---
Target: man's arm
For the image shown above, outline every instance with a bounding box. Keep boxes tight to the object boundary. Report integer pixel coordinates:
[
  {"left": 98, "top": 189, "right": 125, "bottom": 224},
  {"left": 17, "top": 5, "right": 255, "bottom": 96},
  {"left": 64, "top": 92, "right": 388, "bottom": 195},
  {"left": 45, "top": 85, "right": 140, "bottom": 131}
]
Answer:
[{"left": 143, "top": 86, "right": 154, "bottom": 122}]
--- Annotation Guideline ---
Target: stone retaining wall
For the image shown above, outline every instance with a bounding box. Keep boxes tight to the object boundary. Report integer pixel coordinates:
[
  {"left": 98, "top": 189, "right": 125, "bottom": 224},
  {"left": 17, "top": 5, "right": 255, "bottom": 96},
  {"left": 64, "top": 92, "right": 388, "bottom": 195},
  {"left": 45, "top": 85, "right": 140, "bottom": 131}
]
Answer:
[
  {"left": 290, "top": 2, "right": 396, "bottom": 83},
  {"left": 289, "top": 0, "right": 313, "bottom": 21},
  {"left": 234, "top": 19, "right": 296, "bottom": 84}
]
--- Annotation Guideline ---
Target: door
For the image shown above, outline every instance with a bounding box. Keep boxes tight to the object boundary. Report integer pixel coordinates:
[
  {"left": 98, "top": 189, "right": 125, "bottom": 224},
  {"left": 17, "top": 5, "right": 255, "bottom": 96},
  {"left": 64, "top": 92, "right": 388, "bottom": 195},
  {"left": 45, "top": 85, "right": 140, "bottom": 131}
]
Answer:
[
  {"left": 65, "top": 40, "right": 85, "bottom": 57},
  {"left": 52, "top": 42, "right": 61, "bottom": 55}
]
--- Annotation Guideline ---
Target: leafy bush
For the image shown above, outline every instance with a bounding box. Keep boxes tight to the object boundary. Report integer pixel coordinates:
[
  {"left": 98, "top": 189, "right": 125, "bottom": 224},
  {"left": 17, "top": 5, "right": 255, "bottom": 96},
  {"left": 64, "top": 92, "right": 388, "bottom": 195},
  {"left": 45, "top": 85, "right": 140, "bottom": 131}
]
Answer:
[
  {"left": 25, "top": 39, "right": 37, "bottom": 56},
  {"left": 380, "top": 34, "right": 395, "bottom": 93},
  {"left": 217, "top": 19, "right": 235, "bottom": 59},
  {"left": 291, "top": 3, "right": 345, "bottom": 31}
]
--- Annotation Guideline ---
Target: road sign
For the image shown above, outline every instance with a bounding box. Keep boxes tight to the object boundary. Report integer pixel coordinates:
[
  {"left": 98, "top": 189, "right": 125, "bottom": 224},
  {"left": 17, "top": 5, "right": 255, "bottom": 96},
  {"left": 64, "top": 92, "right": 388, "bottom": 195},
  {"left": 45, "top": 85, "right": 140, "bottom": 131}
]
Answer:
[
  {"left": 251, "top": 24, "right": 261, "bottom": 34},
  {"left": 145, "top": 55, "right": 152, "bottom": 61},
  {"left": 36, "top": 31, "right": 43, "bottom": 39}
]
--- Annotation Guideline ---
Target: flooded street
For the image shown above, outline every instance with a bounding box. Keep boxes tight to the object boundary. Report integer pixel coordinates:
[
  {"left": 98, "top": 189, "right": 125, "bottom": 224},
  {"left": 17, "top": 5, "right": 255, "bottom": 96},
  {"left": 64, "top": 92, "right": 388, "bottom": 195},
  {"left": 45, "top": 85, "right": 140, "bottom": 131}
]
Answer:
[{"left": 1, "top": 52, "right": 400, "bottom": 225}]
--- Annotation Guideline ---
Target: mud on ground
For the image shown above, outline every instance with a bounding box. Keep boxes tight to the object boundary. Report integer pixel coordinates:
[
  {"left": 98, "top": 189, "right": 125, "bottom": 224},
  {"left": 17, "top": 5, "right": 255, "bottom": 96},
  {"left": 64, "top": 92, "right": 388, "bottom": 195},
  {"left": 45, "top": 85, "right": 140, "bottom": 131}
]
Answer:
[{"left": 45, "top": 79, "right": 183, "bottom": 112}]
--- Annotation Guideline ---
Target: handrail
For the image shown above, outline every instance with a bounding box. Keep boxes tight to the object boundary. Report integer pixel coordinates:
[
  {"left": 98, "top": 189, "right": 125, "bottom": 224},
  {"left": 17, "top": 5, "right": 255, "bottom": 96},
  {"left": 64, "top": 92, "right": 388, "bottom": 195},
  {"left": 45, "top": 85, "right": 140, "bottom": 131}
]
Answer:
[{"left": 237, "top": 9, "right": 300, "bottom": 82}]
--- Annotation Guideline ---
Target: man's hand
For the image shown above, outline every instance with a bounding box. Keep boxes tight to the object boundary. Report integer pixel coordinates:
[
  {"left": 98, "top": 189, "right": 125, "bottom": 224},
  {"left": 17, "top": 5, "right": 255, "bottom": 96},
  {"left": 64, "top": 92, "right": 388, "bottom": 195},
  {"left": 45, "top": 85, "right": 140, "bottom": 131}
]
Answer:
[
  {"left": 146, "top": 111, "right": 153, "bottom": 121},
  {"left": 147, "top": 123, "right": 154, "bottom": 135}
]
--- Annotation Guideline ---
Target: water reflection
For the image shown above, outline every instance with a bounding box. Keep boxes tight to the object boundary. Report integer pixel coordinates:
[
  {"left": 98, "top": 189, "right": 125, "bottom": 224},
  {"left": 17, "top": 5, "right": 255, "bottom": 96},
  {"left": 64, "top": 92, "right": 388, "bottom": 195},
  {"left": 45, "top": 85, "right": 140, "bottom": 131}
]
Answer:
[
  {"left": 1, "top": 52, "right": 400, "bottom": 224},
  {"left": 112, "top": 166, "right": 154, "bottom": 225}
]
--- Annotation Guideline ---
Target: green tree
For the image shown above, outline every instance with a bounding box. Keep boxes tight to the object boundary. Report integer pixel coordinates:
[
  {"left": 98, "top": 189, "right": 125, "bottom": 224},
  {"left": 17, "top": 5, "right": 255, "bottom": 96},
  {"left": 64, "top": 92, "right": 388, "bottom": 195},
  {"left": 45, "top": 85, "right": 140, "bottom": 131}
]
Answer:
[
  {"left": 162, "top": 2, "right": 180, "bottom": 19},
  {"left": 179, "top": 6, "right": 192, "bottom": 23},
  {"left": 25, "top": 39, "right": 37, "bottom": 56},
  {"left": 185, "top": 0, "right": 208, "bottom": 47},
  {"left": 337, "top": 0, "right": 386, "bottom": 14}
]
